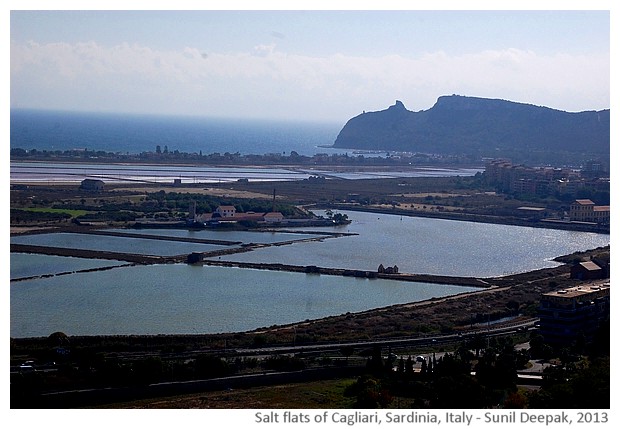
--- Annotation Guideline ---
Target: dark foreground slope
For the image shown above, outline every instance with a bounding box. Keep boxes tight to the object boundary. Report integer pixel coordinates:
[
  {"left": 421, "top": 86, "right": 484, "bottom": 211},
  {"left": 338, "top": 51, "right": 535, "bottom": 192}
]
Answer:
[{"left": 333, "top": 96, "right": 610, "bottom": 165}]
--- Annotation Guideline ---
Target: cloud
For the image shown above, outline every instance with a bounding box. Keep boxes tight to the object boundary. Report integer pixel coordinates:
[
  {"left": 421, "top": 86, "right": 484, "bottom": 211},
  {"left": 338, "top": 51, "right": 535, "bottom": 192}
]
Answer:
[
  {"left": 252, "top": 43, "right": 277, "bottom": 57},
  {"left": 10, "top": 41, "right": 609, "bottom": 120}
]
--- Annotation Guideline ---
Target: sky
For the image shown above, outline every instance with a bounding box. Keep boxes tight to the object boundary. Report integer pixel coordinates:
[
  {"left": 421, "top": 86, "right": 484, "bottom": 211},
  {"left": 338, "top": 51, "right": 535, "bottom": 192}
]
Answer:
[{"left": 6, "top": 3, "right": 613, "bottom": 123}]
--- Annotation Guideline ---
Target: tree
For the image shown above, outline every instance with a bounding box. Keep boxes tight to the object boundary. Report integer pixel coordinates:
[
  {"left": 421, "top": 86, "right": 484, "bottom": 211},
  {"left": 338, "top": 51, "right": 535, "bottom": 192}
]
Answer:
[
  {"left": 405, "top": 356, "right": 414, "bottom": 373},
  {"left": 434, "top": 352, "right": 471, "bottom": 378},
  {"left": 47, "top": 331, "right": 71, "bottom": 363},
  {"left": 431, "top": 374, "right": 486, "bottom": 408},
  {"left": 475, "top": 346, "right": 518, "bottom": 390},
  {"left": 344, "top": 376, "right": 393, "bottom": 408},
  {"left": 529, "top": 357, "right": 609, "bottom": 408},
  {"left": 194, "top": 355, "right": 231, "bottom": 379},
  {"left": 332, "top": 213, "right": 349, "bottom": 225},
  {"left": 529, "top": 331, "right": 554, "bottom": 359},
  {"left": 421, "top": 359, "right": 428, "bottom": 375},
  {"left": 48, "top": 331, "right": 70, "bottom": 347},
  {"left": 503, "top": 391, "right": 528, "bottom": 409},
  {"left": 468, "top": 334, "right": 486, "bottom": 358}
]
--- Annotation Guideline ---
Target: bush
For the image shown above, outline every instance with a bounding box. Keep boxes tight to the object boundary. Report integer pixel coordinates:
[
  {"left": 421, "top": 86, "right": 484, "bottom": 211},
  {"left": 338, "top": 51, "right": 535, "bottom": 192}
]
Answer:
[
  {"left": 263, "top": 354, "right": 305, "bottom": 372},
  {"left": 194, "top": 355, "right": 232, "bottom": 379},
  {"left": 344, "top": 375, "right": 393, "bottom": 408}
]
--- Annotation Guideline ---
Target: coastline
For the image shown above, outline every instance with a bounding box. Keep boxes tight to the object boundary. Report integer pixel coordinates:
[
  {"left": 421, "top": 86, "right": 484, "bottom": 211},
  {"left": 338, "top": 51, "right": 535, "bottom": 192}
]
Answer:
[{"left": 326, "top": 204, "right": 610, "bottom": 234}]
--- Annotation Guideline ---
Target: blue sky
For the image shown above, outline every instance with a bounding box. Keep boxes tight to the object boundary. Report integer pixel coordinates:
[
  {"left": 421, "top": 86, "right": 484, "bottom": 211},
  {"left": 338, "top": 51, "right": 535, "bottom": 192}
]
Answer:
[{"left": 7, "top": 3, "right": 614, "bottom": 122}]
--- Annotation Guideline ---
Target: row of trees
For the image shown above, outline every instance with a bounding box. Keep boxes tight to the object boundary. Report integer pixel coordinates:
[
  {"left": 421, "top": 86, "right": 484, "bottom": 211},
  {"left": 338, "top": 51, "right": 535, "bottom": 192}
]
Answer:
[
  {"left": 11, "top": 323, "right": 609, "bottom": 408},
  {"left": 11, "top": 146, "right": 473, "bottom": 166},
  {"left": 344, "top": 327, "right": 609, "bottom": 409}
]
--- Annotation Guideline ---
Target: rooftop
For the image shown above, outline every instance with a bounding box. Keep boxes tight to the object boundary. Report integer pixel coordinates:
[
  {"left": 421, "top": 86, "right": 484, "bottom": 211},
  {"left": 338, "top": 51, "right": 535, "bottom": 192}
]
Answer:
[
  {"left": 579, "top": 261, "right": 603, "bottom": 271},
  {"left": 573, "top": 199, "right": 595, "bottom": 205},
  {"left": 517, "top": 206, "right": 546, "bottom": 212},
  {"left": 543, "top": 283, "right": 609, "bottom": 299}
]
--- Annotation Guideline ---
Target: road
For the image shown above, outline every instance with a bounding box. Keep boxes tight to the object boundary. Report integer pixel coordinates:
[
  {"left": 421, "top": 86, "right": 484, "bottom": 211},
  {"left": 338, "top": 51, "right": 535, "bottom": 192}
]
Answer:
[{"left": 228, "top": 317, "right": 538, "bottom": 358}]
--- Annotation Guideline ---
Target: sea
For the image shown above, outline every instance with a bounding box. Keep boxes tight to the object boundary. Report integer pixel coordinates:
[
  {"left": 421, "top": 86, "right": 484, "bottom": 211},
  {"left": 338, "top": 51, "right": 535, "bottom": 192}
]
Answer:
[
  {"left": 10, "top": 108, "right": 346, "bottom": 156},
  {"left": 10, "top": 108, "right": 485, "bottom": 184}
]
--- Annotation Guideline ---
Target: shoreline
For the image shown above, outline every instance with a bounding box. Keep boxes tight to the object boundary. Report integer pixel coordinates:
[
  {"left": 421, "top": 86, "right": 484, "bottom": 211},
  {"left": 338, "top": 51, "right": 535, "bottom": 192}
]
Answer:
[{"left": 326, "top": 204, "right": 610, "bottom": 234}]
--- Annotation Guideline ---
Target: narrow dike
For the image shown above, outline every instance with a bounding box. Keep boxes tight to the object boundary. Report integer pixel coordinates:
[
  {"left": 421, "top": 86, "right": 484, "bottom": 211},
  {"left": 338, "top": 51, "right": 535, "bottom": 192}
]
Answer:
[
  {"left": 199, "top": 258, "right": 490, "bottom": 288},
  {"left": 10, "top": 244, "right": 178, "bottom": 264},
  {"left": 12, "top": 228, "right": 532, "bottom": 289},
  {"left": 11, "top": 241, "right": 490, "bottom": 288},
  {"left": 73, "top": 229, "right": 242, "bottom": 246}
]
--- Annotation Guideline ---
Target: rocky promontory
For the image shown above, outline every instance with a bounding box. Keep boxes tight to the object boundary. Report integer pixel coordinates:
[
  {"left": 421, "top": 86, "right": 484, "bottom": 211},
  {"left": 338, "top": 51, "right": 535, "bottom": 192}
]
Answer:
[{"left": 332, "top": 95, "right": 609, "bottom": 165}]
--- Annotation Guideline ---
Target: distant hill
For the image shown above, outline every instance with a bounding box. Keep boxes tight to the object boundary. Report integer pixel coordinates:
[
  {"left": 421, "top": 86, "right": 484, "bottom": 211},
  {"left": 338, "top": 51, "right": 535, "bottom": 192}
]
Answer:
[{"left": 333, "top": 95, "right": 610, "bottom": 166}]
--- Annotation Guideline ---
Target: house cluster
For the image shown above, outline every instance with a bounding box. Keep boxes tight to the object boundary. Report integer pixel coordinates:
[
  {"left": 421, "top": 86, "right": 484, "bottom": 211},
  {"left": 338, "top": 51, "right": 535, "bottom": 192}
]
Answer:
[
  {"left": 188, "top": 203, "right": 284, "bottom": 225},
  {"left": 484, "top": 159, "right": 609, "bottom": 197}
]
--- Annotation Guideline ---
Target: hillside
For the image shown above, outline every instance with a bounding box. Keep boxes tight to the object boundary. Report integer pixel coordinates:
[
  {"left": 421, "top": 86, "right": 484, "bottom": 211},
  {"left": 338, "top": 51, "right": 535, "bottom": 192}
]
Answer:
[{"left": 332, "top": 95, "right": 610, "bottom": 165}]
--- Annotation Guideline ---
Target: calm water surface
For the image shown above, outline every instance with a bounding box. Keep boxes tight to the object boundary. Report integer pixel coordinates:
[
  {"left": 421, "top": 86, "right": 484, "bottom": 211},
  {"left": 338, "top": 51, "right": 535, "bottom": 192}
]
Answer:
[
  {"left": 10, "top": 264, "right": 478, "bottom": 338},
  {"left": 10, "top": 253, "right": 123, "bottom": 280},
  {"left": 10, "top": 232, "right": 234, "bottom": 256},
  {"left": 10, "top": 211, "right": 609, "bottom": 338},
  {"left": 106, "top": 228, "right": 329, "bottom": 244},
  {"left": 213, "top": 211, "right": 610, "bottom": 277},
  {"left": 10, "top": 109, "right": 342, "bottom": 156}
]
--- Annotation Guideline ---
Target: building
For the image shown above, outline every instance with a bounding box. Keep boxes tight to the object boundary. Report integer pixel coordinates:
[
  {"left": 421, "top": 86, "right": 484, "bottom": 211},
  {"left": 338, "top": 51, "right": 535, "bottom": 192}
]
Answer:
[
  {"left": 79, "top": 179, "right": 105, "bottom": 191},
  {"left": 570, "top": 261, "right": 605, "bottom": 280},
  {"left": 484, "top": 159, "right": 603, "bottom": 198},
  {"left": 582, "top": 159, "right": 606, "bottom": 178},
  {"left": 192, "top": 205, "right": 285, "bottom": 225},
  {"left": 263, "top": 212, "right": 284, "bottom": 223},
  {"left": 537, "top": 283, "right": 610, "bottom": 347},
  {"left": 215, "top": 205, "right": 236, "bottom": 218},
  {"left": 516, "top": 206, "right": 546, "bottom": 220},
  {"left": 569, "top": 199, "right": 610, "bottom": 224}
]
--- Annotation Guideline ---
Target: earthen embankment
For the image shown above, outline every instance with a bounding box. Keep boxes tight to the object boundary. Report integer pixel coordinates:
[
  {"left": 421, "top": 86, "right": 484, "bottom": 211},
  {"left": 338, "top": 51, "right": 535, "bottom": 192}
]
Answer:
[{"left": 201, "top": 259, "right": 491, "bottom": 287}]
